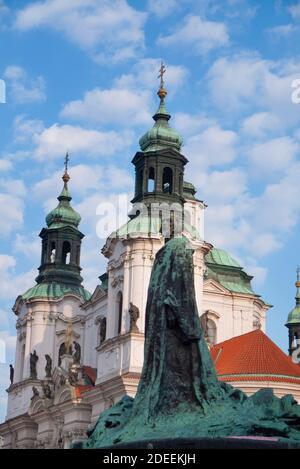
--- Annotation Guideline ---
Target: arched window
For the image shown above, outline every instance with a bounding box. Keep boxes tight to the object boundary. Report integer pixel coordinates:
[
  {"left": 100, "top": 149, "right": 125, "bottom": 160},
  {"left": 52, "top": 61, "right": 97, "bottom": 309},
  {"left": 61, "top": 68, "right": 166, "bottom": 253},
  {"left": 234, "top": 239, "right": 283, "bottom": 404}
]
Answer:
[
  {"left": 62, "top": 241, "right": 71, "bottom": 264},
  {"left": 58, "top": 342, "right": 72, "bottom": 366},
  {"left": 200, "top": 314, "right": 217, "bottom": 346},
  {"left": 50, "top": 242, "right": 56, "bottom": 263},
  {"left": 117, "top": 292, "right": 123, "bottom": 335},
  {"left": 147, "top": 167, "right": 155, "bottom": 192},
  {"left": 162, "top": 167, "right": 173, "bottom": 194}
]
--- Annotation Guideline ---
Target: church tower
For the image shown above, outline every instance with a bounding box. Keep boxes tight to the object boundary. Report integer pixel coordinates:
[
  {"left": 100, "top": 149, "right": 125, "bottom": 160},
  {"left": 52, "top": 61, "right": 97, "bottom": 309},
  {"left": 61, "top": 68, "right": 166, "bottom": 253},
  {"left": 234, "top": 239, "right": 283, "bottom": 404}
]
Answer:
[
  {"left": 131, "top": 63, "right": 187, "bottom": 220},
  {"left": 129, "top": 65, "right": 189, "bottom": 240},
  {"left": 6, "top": 159, "right": 90, "bottom": 442},
  {"left": 36, "top": 156, "right": 83, "bottom": 288},
  {"left": 286, "top": 268, "right": 300, "bottom": 356},
  {"left": 98, "top": 65, "right": 209, "bottom": 391}
]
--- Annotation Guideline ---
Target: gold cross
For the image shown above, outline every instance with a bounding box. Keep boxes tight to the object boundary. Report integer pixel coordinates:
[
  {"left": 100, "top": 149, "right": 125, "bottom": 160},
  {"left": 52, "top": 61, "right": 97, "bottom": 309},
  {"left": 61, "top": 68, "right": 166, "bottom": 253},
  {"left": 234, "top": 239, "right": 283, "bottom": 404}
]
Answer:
[
  {"left": 64, "top": 151, "right": 69, "bottom": 173},
  {"left": 157, "top": 61, "right": 166, "bottom": 88}
]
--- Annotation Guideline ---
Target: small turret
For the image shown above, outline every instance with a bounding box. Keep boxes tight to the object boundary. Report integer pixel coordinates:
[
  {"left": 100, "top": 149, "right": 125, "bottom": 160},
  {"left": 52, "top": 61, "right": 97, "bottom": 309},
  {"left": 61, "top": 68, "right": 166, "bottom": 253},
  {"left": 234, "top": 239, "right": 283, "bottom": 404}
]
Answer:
[{"left": 286, "top": 267, "right": 300, "bottom": 356}]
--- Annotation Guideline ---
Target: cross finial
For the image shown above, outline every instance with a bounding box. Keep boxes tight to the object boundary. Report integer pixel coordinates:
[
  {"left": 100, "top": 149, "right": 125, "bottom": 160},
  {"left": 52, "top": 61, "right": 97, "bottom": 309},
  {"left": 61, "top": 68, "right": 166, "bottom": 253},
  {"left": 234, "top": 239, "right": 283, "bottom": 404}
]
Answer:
[
  {"left": 64, "top": 151, "right": 69, "bottom": 173},
  {"left": 297, "top": 266, "right": 300, "bottom": 282},
  {"left": 157, "top": 61, "right": 166, "bottom": 89}
]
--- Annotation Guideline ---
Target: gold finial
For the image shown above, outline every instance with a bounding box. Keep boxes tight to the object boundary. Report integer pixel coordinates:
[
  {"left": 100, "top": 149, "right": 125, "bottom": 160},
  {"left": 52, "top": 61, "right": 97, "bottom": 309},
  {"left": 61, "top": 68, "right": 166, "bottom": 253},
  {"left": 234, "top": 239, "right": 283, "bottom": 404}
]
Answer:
[
  {"left": 62, "top": 151, "right": 70, "bottom": 184},
  {"left": 157, "top": 61, "right": 167, "bottom": 100},
  {"left": 296, "top": 266, "right": 300, "bottom": 288}
]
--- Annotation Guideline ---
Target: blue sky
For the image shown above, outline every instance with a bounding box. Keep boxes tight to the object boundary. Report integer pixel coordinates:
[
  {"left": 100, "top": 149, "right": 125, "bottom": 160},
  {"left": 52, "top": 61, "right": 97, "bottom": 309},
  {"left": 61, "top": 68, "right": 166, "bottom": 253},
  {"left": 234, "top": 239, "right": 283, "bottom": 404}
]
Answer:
[{"left": 1, "top": 0, "right": 300, "bottom": 420}]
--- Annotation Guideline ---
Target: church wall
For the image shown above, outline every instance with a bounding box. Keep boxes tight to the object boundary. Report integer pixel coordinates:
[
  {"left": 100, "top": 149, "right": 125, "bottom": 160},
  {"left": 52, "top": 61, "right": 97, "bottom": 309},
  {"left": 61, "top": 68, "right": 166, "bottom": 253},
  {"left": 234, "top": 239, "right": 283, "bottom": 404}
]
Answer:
[
  {"left": 224, "top": 380, "right": 300, "bottom": 402},
  {"left": 83, "top": 296, "right": 107, "bottom": 368},
  {"left": 202, "top": 286, "right": 267, "bottom": 344}
]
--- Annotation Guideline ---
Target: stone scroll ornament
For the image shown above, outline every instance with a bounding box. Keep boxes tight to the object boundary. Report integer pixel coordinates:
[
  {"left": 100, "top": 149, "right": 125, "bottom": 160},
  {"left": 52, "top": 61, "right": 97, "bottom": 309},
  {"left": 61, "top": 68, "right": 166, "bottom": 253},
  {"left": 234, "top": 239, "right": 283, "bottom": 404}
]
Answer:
[{"left": 76, "top": 238, "right": 300, "bottom": 448}]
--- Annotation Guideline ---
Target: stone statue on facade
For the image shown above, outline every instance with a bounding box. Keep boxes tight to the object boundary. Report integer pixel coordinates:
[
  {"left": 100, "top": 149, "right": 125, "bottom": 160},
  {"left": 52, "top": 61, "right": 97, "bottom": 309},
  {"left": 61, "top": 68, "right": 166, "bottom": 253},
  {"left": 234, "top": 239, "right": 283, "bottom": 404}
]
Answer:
[
  {"left": 129, "top": 303, "right": 140, "bottom": 332},
  {"left": 77, "top": 237, "right": 300, "bottom": 449},
  {"left": 30, "top": 350, "right": 39, "bottom": 379},
  {"left": 45, "top": 354, "right": 52, "bottom": 378},
  {"left": 99, "top": 317, "right": 106, "bottom": 345},
  {"left": 73, "top": 342, "right": 81, "bottom": 364},
  {"left": 9, "top": 364, "right": 14, "bottom": 385},
  {"left": 42, "top": 382, "right": 52, "bottom": 399},
  {"left": 31, "top": 386, "right": 39, "bottom": 400}
]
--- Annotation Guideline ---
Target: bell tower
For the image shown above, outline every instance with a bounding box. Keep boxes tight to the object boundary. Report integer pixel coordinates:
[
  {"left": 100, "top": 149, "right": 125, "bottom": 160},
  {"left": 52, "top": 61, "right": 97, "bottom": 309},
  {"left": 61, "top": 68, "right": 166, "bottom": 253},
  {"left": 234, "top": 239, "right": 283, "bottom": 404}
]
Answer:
[
  {"left": 36, "top": 154, "right": 84, "bottom": 287},
  {"left": 131, "top": 63, "right": 188, "bottom": 225},
  {"left": 286, "top": 267, "right": 300, "bottom": 356}
]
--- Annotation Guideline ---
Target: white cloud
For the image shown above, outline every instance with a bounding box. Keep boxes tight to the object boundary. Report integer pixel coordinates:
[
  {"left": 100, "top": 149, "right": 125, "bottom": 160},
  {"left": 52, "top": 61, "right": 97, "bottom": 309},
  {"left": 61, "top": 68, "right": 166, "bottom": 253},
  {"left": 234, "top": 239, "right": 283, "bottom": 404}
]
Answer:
[
  {"left": 157, "top": 15, "right": 229, "bottom": 54},
  {"left": 206, "top": 53, "right": 300, "bottom": 127},
  {"left": 196, "top": 169, "right": 247, "bottom": 202},
  {"left": 14, "top": 234, "right": 40, "bottom": 260},
  {"left": 0, "top": 159, "right": 12, "bottom": 172},
  {"left": 241, "top": 112, "right": 282, "bottom": 139},
  {"left": 247, "top": 137, "right": 299, "bottom": 175},
  {"left": 147, "top": 0, "right": 178, "bottom": 17},
  {"left": 184, "top": 125, "right": 238, "bottom": 171},
  {"left": 289, "top": 2, "right": 300, "bottom": 19},
  {"left": 3, "top": 65, "right": 46, "bottom": 104},
  {"left": 266, "top": 24, "right": 299, "bottom": 38},
  {"left": 0, "top": 255, "right": 15, "bottom": 272},
  {"left": 31, "top": 123, "right": 133, "bottom": 160},
  {"left": 0, "top": 193, "right": 24, "bottom": 236},
  {"left": 0, "top": 256, "right": 36, "bottom": 300},
  {"left": 114, "top": 58, "right": 188, "bottom": 97},
  {"left": 173, "top": 113, "right": 215, "bottom": 137},
  {"left": 14, "top": 0, "right": 146, "bottom": 63},
  {"left": 13, "top": 115, "right": 44, "bottom": 143},
  {"left": 61, "top": 88, "right": 151, "bottom": 126}
]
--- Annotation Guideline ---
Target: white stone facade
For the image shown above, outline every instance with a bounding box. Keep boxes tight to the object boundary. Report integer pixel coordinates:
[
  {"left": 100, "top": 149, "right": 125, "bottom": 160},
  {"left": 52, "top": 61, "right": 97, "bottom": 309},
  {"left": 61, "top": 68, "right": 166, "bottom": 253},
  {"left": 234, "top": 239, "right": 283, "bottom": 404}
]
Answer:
[{"left": 0, "top": 190, "right": 280, "bottom": 449}]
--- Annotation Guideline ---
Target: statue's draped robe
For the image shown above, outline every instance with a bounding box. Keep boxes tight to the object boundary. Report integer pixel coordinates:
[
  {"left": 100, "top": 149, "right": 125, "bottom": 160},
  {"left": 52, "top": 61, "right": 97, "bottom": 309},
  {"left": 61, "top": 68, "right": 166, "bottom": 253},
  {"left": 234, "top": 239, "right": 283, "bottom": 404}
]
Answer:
[
  {"left": 79, "top": 236, "right": 300, "bottom": 448},
  {"left": 132, "top": 237, "right": 223, "bottom": 420}
]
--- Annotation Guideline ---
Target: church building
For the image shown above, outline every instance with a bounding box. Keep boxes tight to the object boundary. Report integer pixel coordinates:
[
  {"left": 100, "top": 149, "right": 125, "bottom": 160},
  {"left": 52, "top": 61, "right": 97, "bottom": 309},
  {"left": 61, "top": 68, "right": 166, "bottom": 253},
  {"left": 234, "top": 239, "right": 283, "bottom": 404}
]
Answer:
[{"left": 0, "top": 73, "right": 298, "bottom": 448}]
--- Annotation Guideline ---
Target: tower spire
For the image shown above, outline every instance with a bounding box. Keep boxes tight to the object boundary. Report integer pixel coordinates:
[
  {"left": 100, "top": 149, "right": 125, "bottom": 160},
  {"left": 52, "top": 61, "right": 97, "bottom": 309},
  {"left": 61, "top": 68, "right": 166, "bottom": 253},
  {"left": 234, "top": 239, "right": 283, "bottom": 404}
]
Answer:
[
  {"left": 295, "top": 266, "right": 300, "bottom": 305},
  {"left": 155, "top": 61, "right": 169, "bottom": 118},
  {"left": 286, "top": 267, "right": 300, "bottom": 355},
  {"left": 60, "top": 152, "right": 71, "bottom": 200}
]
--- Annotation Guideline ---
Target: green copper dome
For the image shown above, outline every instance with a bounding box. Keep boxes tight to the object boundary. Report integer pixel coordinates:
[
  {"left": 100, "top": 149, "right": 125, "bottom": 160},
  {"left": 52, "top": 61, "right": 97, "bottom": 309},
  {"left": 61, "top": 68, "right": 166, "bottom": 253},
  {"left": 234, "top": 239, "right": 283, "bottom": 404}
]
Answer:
[
  {"left": 286, "top": 274, "right": 300, "bottom": 325},
  {"left": 46, "top": 172, "right": 81, "bottom": 228},
  {"left": 287, "top": 305, "right": 300, "bottom": 325},
  {"left": 139, "top": 87, "right": 183, "bottom": 152}
]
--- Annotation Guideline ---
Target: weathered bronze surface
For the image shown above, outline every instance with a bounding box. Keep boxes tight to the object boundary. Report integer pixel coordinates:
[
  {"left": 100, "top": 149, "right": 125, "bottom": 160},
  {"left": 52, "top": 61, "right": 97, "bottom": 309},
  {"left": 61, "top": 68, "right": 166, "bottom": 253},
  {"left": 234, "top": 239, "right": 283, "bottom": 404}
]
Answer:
[{"left": 79, "top": 238, "right": 300, "bottom": 449}]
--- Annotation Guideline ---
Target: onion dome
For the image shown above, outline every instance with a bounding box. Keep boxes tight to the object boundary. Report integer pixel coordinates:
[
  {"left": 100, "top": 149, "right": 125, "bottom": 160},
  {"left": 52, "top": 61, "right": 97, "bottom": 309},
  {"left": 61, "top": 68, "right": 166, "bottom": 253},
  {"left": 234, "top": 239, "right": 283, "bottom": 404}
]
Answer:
[
  {"left": 46, "top": 168, "right": 81, "bottom": 229},
  {"left": 183, "top": 181, "right": 197, "bottom": 200},
  {"left": 139, "top": 66, "right": 183, "bottom": 152},
  {"left": 286, "top": 268, "right": 300, "bottom": 325}
]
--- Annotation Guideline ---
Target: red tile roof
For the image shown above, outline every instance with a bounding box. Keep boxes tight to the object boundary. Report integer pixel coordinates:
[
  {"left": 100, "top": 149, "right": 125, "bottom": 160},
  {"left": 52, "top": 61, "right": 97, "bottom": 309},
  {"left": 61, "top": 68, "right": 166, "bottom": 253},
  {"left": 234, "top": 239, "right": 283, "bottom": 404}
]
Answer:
[
  {"left": 210, "top": 329, "right": 300, "bottom": 385},
  {"left": 74, "top": 366, "right": 97, "bottom": 397},
  {"left": 82, "top": 366, "right": 97, "bottom": 385}
]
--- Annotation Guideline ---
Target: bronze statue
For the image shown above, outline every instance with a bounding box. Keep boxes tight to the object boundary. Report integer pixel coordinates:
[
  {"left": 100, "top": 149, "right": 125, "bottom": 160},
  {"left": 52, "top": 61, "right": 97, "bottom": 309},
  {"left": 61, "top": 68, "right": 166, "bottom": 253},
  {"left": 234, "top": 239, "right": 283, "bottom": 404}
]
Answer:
[
  {"left": 79, "top": 238, "right": 300, "bottom": 449},
  {"left": 45, "top": 354, "right": 52, "bottom": 378},
  {"left": 99, "top": 317, "right": 106, "bottom": 344},
  {"left": 31, "top": 386, "right": 39, "bottom": 400},
  {"left": 30, "top": 350, "right": 39, "bottom": 379},
  {"left": 9, "top": 364, "right": 14, "bottom": 385},
  {"left": 73, "top": 342, "right": 81, "bottom": 364}
]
